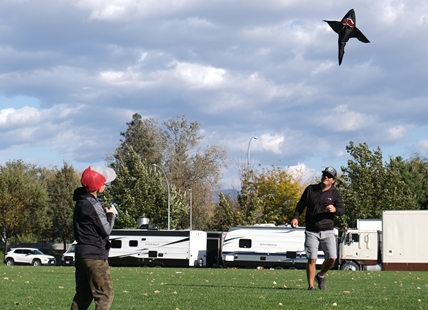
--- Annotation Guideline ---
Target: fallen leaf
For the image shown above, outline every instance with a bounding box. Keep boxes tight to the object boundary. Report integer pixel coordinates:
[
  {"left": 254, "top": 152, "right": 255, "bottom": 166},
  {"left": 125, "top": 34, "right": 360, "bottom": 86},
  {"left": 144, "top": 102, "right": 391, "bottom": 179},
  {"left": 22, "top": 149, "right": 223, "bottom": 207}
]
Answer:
[
  {"left": 173, "top": 291, "right": 177, "bottom": 295},
  {"left": 273, "top": 281, "right": 277, "bottom": 285},
  {"left": 154, "top": 290, "right": 160, "bottom": 294},
  {"left": 278, "top": 302, "right": 283, "bottom": 306},
  {"left": 332, "top": 302, "right": 337, "bottom": 306},
  {"left": 58, "top": 286, "right": 64, "bottom": 289},
  {"left": 343, "top": 291, "right": 350, "bottom": 294}
]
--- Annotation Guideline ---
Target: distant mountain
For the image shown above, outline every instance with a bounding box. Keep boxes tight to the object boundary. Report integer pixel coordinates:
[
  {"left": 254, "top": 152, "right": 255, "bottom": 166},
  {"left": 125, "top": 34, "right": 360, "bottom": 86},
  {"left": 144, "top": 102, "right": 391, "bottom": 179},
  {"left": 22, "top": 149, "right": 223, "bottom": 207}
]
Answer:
[{"left": 213, "top": 189, "right": 239, "bottom": 202}]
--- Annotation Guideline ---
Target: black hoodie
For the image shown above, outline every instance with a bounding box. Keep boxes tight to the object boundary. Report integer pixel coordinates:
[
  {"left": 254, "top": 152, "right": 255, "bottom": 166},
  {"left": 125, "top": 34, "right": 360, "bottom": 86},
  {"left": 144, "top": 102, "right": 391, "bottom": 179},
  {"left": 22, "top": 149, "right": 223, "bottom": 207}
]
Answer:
[
  {"left": 72, "top": 187, "right": 115, "bottom": 260},
  {"left": 292, "top": 183, "right": 345, "bottom": 232}
]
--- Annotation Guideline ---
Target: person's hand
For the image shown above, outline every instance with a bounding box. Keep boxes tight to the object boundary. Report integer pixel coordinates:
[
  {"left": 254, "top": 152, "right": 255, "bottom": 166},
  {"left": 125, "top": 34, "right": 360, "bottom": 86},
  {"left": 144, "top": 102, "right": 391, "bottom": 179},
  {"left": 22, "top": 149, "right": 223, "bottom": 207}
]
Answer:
[
  {"left": 326, "top": 204, "right": 336, "bottom": 213},
  {"left": 105, "top": 207, "right": 117, "bottom": 215},
  {"left": 290, "top": 218, "right": 298, "bottom": 228}
]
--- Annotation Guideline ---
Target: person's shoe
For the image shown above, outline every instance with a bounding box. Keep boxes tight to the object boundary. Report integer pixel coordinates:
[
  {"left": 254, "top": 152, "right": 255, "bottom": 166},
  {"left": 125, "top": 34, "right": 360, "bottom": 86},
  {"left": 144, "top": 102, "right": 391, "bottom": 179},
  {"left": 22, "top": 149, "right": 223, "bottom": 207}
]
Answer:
[
  {"left": 315, "top": 273, "right": 326, "bottom": 290},
  {"left": 308, "top": 286, "right": 315, "bottom": 291}
]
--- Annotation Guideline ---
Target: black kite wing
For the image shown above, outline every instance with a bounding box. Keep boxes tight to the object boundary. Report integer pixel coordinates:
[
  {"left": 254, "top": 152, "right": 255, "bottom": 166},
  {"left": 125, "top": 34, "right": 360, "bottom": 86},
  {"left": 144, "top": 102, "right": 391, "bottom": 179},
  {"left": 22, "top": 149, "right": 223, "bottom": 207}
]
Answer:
[{"left": 324, "top": 9, "right": 370, "bottom": 65}]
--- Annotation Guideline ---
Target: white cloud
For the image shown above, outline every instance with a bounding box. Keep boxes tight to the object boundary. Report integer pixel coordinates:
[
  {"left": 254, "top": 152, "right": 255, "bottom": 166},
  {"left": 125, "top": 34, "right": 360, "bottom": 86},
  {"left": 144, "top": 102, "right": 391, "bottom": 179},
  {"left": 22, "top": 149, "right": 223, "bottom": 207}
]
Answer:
[
  {"left": 76, "top": 0, "right": 200, "bottom": 21},
  {"left": 318, "top": 105, "right": 377, "bottom": 132},
  {"left": 172, "top": 61, "right": 226, "bottom": 88},
  {"left": 100, "top": 71, "right": 124, "bottom": 81},
  {"left": 186, "top": 17, "right": 216, "bottom": 28},
  {"left": 257, "top": 133, "right": 285, "bottom": 155},
  {"left": 0, "top": 107, "right": 41, "bottom": 127},
  {"left": 418, "top": 140, "right": 428, "bottom": 157},
  {"left": 387, "top": 125, "right": 406, "bottom": 140}
]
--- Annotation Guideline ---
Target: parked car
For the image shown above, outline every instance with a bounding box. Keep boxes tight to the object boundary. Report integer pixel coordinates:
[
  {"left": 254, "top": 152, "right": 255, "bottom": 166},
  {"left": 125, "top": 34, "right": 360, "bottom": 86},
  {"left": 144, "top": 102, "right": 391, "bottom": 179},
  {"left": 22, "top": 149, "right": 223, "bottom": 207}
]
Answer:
[
  {"left": 4, "top": 248, "right": 56, "bottom": 266},
  {"left": 61, "top": 242, "right": 76, "bottom": 266}
]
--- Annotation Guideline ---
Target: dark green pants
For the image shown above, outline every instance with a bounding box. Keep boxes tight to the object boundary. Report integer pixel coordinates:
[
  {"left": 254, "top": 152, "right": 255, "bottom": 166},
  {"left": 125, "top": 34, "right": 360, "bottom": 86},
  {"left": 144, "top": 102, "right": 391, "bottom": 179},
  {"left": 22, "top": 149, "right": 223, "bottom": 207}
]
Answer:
[{"left": 71, "top": 258, "right": 114, "bottom": 310}]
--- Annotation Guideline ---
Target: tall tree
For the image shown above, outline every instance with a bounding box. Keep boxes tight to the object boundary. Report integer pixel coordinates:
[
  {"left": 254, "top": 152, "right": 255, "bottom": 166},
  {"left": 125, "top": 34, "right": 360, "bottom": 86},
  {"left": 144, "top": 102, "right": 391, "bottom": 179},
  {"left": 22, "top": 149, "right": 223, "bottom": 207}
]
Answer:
[
  {"left": 210, "top": 187, "right": 262, "bottom": 230},
  {"left": 109, "top": 114, "right": 227, "bottom": 230},
  {"left": 0, "top": 160, "right": 50, "bottom": 252},
  {"left": 211, "top": 193, "right": 237, "bottom": 231},
  {"left": 118, "top": 114, "right": 164, "bottom": 166},
  {"left": 105, "top": 147, "right": 188, "bottom": 229},
  {"left": 254, "top": 165, "right": 305, "bottom": 225},
  {"left": 44, "top": 163, "right": 81, "bottom": 250},
  {"left": 337, "top": 141, "right": 419, "bottom": 229},
  {"left": 391, "top": 156, "right": 428, "bottom": 210}
]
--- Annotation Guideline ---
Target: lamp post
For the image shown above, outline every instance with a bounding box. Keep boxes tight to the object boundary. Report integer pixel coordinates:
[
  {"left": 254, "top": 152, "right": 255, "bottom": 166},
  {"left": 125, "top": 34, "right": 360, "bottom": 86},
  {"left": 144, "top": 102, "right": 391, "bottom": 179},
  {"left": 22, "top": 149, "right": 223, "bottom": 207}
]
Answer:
[
  {"left": 189, "top": 188, "right": 192, "bottom": 230},
  {"left": 247, "top": 136, "right": 257, "bottom": 169},
  {"left": 153, "top": 164, "right": 170, "bottom": 230}
]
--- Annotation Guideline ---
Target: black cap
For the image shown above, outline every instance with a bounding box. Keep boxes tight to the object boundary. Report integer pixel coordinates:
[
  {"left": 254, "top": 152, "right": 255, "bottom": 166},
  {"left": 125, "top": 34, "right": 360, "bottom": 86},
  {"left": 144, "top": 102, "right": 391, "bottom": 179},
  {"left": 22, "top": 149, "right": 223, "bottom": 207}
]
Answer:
[{"left": 322, "top": 166, "right": 337, "bottom": 178}]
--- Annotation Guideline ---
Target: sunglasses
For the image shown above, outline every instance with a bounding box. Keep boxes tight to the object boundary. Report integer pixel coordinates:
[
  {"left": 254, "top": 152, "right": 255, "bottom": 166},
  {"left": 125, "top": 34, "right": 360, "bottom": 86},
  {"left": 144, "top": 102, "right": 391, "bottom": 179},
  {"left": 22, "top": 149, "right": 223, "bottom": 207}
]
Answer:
[{"left": 322, "top": 173, "right": 334, "bottom": 179}]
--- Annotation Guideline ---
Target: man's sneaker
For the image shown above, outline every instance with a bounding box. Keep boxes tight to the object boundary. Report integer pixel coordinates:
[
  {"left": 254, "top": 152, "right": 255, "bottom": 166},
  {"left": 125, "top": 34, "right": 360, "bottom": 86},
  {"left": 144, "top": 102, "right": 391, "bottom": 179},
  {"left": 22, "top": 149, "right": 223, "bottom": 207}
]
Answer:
[
  {"left": 315, "top": 273, "right": 326, "bottom": 290},
  {"left": 308, "top": 286, "right": 315, "bottom": 291}
]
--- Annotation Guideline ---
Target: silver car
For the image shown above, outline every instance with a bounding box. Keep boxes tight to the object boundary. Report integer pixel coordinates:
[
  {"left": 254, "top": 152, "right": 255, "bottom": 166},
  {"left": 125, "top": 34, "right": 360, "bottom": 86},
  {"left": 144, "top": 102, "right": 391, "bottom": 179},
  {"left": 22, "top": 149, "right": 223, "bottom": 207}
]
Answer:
[{"left": 4, "top": 248, "right": 56, "bottom": 266}]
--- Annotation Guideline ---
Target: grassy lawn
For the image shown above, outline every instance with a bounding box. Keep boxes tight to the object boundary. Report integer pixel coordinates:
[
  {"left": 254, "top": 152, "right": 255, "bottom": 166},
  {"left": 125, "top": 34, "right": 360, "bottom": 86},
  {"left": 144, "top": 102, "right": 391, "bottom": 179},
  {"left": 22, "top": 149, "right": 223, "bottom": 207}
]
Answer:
[{"left": 1, "top": 265, "right": 428, "bottom": 309}]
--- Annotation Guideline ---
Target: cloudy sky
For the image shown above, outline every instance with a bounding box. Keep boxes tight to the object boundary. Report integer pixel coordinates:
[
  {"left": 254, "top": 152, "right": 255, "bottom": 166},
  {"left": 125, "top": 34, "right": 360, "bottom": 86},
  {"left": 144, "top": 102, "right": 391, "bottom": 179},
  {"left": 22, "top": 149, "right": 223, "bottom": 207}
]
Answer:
[{"left": 1, "top": 0, "right": 427, "bottom": 189}]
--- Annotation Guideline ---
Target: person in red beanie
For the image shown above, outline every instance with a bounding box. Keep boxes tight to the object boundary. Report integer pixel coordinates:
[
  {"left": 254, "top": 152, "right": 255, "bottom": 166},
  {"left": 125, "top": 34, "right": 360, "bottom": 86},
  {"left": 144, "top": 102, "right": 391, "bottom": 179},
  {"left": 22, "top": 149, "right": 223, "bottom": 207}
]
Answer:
[{"left": 71, "top": 166, "right": 117, "bottom": 310}]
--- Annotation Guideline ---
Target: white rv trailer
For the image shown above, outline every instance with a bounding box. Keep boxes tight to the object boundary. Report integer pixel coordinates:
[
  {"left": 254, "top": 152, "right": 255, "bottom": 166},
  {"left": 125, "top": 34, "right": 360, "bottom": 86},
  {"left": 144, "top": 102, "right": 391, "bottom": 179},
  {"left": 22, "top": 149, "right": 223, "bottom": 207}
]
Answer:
[
  {"left": 108, "top": 229, "right": 207, "bottom": 267},
  {"left": 221, "top": 225, "right": 333, "bottom": 269}
]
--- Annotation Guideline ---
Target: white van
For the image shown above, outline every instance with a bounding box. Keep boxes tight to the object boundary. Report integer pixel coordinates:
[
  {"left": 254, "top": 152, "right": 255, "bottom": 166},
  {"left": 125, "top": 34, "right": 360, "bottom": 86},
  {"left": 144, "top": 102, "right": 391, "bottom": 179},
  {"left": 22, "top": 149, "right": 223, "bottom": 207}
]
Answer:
[{"left": 61, "top": 242, "right": 76, "bottom": 266}]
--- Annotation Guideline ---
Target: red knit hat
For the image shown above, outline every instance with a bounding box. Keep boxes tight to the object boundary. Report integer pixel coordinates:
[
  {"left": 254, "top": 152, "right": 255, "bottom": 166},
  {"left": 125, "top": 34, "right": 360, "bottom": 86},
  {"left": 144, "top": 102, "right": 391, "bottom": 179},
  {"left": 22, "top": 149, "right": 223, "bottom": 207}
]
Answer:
[{"left": 81, "top": 166, "right": 117, "bottom": 191}]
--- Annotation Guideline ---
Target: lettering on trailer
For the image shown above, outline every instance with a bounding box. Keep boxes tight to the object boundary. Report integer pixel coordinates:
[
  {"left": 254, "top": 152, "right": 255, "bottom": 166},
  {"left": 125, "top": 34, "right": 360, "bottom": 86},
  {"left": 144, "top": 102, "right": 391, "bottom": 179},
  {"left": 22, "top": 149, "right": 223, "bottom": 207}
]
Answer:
[{"left": 259, "top": 243, "right": 277, "bottom": 247}]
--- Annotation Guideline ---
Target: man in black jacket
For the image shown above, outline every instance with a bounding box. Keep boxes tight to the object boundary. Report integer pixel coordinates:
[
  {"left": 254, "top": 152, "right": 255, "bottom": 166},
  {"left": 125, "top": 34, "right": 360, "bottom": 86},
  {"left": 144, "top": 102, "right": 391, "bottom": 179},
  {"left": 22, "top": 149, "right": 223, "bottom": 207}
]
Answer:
[
  {"left": 71, "top": 166, "right": 117, "bottom": 310},
  {"left": 290, "top": 166, "right": 345, "bottom": 291}
]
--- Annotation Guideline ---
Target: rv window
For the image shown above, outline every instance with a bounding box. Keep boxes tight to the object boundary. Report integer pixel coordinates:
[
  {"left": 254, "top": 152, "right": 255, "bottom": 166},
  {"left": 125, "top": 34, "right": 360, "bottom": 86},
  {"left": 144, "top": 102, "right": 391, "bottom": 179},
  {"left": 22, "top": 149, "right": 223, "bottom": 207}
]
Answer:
[
  {"left": 239, "top": 239, "right": 252, "bottom": 248},
  {"left": 111, "top": 240, "right": 122, "bottom": 248},
  {"left": 352, "top": 234, "right": 359, "bottom": 243},
  {"left": 129, "top": 240, "right": 138, "bottom": 247}
]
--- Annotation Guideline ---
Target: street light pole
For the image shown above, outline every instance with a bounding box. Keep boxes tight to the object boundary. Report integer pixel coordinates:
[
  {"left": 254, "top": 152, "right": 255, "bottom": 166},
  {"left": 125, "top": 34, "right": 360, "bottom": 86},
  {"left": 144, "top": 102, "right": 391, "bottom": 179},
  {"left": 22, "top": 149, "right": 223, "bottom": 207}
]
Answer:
[
  {"left": 247, "top": 136, "right": 257, "bottom": 169},
  {"left": 153, "top": 164, "right": 170, "bottom": 230},
  {"left": 189, "top": 188, "right": 192, "bottom": 230}
]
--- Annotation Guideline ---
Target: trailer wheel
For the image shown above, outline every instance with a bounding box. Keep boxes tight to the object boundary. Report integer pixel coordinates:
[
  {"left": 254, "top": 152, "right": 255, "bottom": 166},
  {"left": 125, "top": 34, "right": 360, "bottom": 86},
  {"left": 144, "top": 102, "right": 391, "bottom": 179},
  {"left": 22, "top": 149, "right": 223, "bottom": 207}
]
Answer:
[{"left": 341, "top": 261, "right": 359, "bottom": 271}]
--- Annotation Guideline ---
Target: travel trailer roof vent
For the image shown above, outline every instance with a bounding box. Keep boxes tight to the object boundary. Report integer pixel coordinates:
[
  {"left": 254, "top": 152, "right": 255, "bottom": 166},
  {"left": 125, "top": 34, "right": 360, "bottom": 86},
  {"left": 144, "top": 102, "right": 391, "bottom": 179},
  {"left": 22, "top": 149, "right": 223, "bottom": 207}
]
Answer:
[{"left": 137, "top": 218, "right": 150, "bottom": 230}]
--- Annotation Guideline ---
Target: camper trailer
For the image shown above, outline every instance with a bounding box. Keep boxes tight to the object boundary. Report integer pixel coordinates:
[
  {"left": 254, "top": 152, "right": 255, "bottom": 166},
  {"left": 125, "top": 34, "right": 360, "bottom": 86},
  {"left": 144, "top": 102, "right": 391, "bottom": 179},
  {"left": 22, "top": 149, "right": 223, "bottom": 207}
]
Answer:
[
  {"left": 221, "top": 225, "right": 331, "bottom": 269},
  {"left": 108, "top": 229, "right": 207, "bottom": 267}
]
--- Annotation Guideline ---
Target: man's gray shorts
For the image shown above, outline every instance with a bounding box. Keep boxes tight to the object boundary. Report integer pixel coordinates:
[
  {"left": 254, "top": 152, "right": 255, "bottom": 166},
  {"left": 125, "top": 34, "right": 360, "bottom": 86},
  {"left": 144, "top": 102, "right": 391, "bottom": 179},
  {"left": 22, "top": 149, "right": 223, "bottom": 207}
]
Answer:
[{"left": 305, "top": 230, "right": 337, "bottom": 260}]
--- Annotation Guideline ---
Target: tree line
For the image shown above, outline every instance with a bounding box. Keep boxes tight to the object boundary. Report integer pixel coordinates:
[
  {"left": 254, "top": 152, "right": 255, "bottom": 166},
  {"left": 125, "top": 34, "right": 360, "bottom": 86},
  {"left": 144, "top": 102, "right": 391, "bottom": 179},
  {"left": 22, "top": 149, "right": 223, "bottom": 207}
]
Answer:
[{"left": 1, "top": 113, "right": 428, "bottom": 252}]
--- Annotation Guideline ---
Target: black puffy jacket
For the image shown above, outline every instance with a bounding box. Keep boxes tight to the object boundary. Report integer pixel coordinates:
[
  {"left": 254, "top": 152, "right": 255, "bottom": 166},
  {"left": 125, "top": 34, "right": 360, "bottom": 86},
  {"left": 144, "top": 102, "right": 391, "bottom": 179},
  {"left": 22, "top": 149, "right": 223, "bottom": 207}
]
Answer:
[{"left": 73, "top": 187, "right": 115, "bottom": 260}]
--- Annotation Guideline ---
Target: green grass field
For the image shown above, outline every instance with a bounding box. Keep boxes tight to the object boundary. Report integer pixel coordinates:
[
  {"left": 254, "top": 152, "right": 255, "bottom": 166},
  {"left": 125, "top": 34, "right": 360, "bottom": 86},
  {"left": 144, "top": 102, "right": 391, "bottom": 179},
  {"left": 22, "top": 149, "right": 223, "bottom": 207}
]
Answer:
[{"left": 1, "top": 265, "right": 428, "bottom": 309}]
